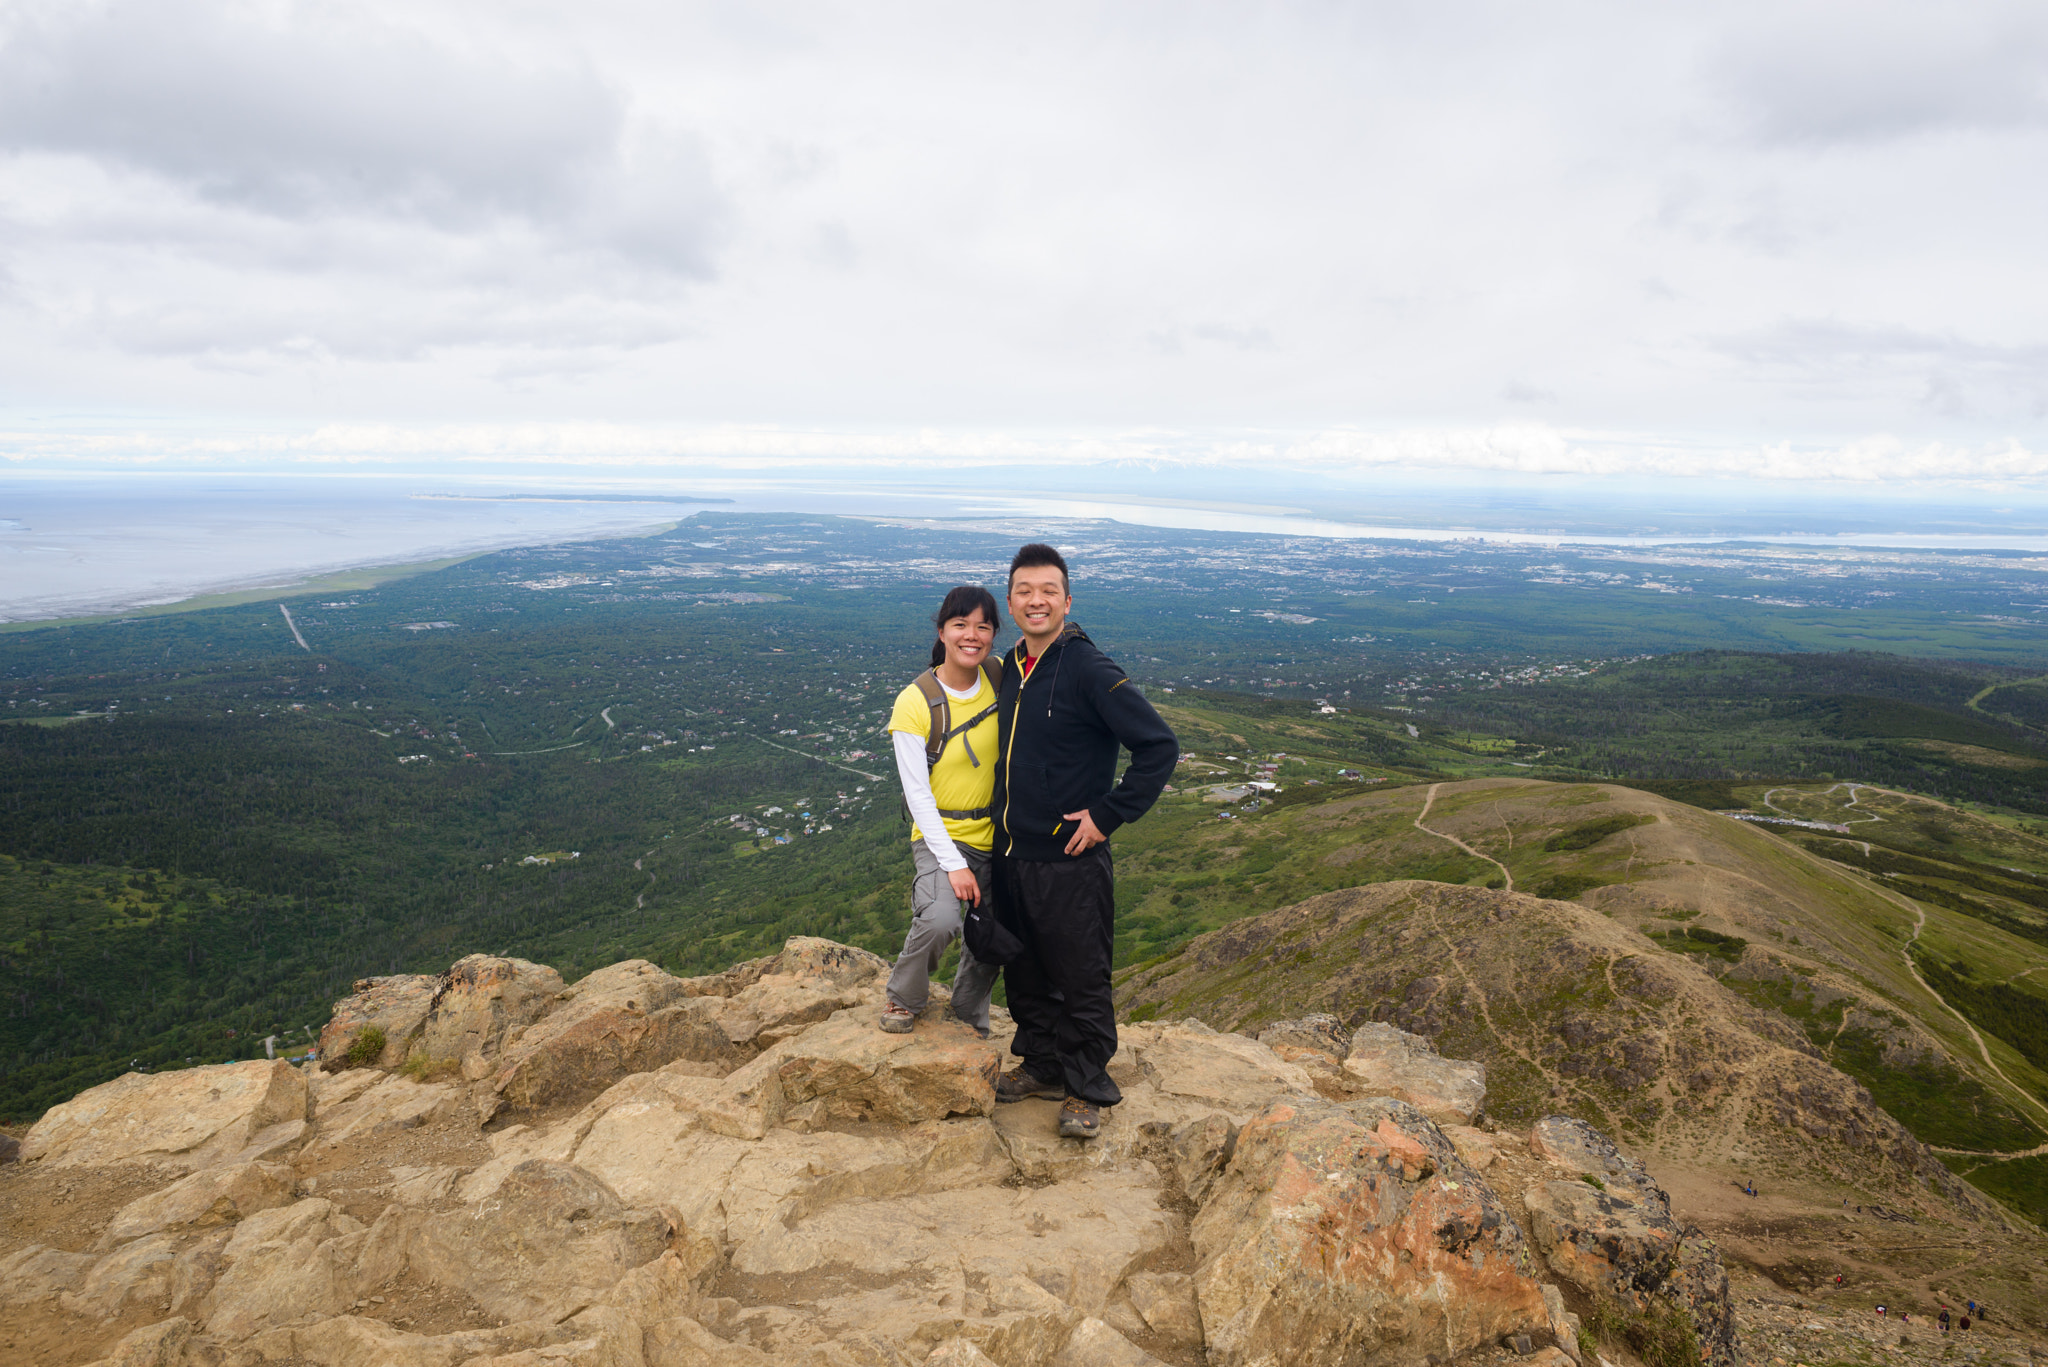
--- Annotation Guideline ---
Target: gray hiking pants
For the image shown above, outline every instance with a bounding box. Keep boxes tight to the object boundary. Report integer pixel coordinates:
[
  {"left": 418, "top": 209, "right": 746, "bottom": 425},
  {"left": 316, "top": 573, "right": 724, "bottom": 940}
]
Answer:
[{"left": 887, "top": 842, "right": 999, "bottom": 1030}]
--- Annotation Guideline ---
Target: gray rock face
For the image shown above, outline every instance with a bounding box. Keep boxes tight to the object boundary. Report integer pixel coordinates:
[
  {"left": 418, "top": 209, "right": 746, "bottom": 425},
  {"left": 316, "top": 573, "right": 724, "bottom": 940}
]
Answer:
[
  {"left": 315, "top": 973, "right": 438, "bottom": 1070},
  {"left": 416, "top": 954, "right": 566, "bottom": 1069},
  {"left": 1528, "top": 1114, "right": 1666, "bottom": 1206},
  {"left": 1525, "top": 1113, "right": 1736, "bottom": 1367},
  {"left": 1256, "top": 1013, "right": 1350, "bottom": 1059},
  {"left": 409, "top": 1159, "right": 672, "bottom": 1323},
  {"left": 487, "top": 960, "right": 745, "bottom": 1110},
  {"left": 9, "top": 937, "right": 1741, "bottom": 1367},
  {"left": 1523, "top": 1179, "right": 1682, "bottom": 1297},
  {"left": 23, "top": 1059, "right": 309, "bottom": 1171},
  {"left": 97, "top": 1160, "right": 296, "bottom": 1249},
  {"left": 1343, "top": 1022, "right": 1488, "bottom": 1125},
  {"left": 1192, "top": 1093, "right": 1547, "bottom": 1367}
]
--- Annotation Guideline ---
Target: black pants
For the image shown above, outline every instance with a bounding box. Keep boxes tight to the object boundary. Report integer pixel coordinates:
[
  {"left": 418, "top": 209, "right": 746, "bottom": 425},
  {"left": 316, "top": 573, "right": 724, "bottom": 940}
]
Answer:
[{"left": 994, "top": 847, "right": 1121, "bottom": 1106}]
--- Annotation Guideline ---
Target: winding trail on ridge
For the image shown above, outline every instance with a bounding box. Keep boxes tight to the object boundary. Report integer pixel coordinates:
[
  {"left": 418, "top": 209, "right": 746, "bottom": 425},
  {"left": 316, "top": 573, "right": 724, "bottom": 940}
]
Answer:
[
  {"left": 1413, "top": 783, "right": 1515, "bottom": 892},
  {"left": 1852, "top": 869, "right": 2048, "bottom": 1137},
  {"left": 1753, "top": 797, "right": 2048, "bottom": 1149}
]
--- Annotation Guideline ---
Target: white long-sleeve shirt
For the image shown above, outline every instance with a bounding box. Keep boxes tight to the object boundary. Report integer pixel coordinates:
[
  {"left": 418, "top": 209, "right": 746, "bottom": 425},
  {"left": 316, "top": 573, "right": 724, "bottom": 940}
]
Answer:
[{"left": 891, "top": 673, "right": 989, "bottom": 873}]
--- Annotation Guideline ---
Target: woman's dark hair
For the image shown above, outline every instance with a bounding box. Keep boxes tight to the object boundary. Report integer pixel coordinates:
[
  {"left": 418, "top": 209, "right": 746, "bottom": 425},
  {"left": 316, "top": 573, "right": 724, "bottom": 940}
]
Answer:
[{"left": 929, "top": 584, "right": 1000, "bottom": 668}]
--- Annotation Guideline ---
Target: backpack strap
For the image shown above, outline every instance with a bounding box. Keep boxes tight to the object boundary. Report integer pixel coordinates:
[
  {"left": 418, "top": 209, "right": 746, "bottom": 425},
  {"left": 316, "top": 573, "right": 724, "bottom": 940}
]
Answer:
[
  {"left": 913, "top": 663, "right": 1003, "bottom": 770},
  {"left": 906, "top": 662, "right": 1002, "bottom": 823},
  {"left": 910, "top": 669, "right": 949, "bottom": 769}
]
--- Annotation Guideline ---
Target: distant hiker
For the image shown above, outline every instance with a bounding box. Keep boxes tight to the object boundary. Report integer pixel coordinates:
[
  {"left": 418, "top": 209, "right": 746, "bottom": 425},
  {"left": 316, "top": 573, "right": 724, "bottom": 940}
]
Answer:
[
  {"left": 1940, "top": 1308, "right": 1950, "bottom": 1333},
  {"left": 989, "top": 544, "right": 1178, "bottom": 1141},
  {"left": 879, "top": 585, "right": 1004, "bottom": 1037},
  {"left": 1959, "top": 1317, "right": 1970, "bottom": 1332},
  {"left": 1966, "top": 1300, "right": 1976, "bottom": 1317},
  {"left": 1876, "top": 1305, "right": 1887, "bottom": 1319}
]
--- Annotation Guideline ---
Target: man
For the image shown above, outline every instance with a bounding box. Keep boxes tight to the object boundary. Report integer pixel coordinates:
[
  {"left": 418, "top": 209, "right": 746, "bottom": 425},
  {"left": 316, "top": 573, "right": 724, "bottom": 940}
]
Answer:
[{"left": 991, "top": 542, "right": 1178, "bottom": 1139}]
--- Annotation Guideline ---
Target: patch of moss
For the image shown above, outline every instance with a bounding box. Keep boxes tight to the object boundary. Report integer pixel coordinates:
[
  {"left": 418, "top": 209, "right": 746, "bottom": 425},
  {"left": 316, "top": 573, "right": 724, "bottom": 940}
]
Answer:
[
  {"left": 1532, "top": 873, "right": 1610, "bottom": 900},
  {"left": 1544, "top": 813, "right": 1655, "bottom": 852},
  {"left": 1649, "top": 927, "right": 1748, "bottom": 963},
  {"left": 1582, "top": 1294, "right": 1702, "bottom": 1367},
  {"left": 1944, "top": 1152, "right": 2048, "bottom": 1229},
  {"left": 341, "top": 1025, "right": 386, "bottom": 1069}
]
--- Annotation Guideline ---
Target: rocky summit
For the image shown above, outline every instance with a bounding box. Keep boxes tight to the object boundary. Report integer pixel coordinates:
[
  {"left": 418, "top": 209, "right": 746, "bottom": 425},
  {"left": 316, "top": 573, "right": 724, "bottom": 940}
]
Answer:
[{"left": 0, "top": 936, "right": 1738, "bottom": 1367}]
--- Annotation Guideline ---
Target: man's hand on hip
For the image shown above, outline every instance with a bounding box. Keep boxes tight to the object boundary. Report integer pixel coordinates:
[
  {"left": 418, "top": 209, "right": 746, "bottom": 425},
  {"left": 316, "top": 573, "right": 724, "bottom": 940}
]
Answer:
[
  {"left": 1061, "top": 809, "right": 1107, "bottom": 856},
  {"left": 947, "top": 867, "right": 982, "bottom": 905}
]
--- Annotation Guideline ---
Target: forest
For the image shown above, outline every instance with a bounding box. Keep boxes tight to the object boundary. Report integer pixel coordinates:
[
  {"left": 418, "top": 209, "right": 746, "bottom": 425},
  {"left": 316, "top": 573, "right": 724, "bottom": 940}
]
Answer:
[{"left": 6, "top": 511, "right": 2048, "bottom": 1119}]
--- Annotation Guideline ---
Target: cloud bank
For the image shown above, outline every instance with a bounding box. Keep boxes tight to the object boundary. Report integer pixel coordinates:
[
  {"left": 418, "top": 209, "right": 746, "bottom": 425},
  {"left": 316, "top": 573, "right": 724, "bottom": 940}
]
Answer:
[
  {"left": 6, "top": 421, "right": 2044, "bottom": 486},
  {"left": 0, "top": 1, "right": 2043, "bottom": 483}
]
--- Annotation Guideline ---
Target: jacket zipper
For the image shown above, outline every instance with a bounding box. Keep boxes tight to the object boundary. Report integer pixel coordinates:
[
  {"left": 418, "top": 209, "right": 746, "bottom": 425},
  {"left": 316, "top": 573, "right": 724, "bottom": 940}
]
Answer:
[{"left": 1001, "top": 636, "right": 1054, "bottom": 855}]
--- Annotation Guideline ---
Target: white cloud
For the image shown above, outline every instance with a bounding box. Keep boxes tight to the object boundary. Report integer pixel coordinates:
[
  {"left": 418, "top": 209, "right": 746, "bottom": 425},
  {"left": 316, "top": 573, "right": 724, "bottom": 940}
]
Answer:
[
  {"left": 5, "top": 418, "right": 2044, "bottom": 486},
  {"left": 0, "top": 0, "right": 2042, "bottom": 485}
]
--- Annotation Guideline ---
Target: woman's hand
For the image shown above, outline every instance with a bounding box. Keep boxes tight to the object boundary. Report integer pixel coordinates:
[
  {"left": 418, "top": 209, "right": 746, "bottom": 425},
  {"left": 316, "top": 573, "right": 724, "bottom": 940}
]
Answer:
[{"left": 948, "top": 867, "right": 982, "bottom": 906}]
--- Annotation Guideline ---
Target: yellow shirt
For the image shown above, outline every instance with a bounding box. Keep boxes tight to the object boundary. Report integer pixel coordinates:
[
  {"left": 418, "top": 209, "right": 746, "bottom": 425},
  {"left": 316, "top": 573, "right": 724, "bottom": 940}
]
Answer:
[{"left": 888, "top": 672, "right": 999, "bottom": 852}]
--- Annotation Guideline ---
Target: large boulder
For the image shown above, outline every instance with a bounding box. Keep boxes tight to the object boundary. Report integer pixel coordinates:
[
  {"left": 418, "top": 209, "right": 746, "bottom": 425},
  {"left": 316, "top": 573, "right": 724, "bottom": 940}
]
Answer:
[
  {"left": 198, "top": 1197, "right": 399, "bottom": 1338},
  {"left": 298, "top": 1072, "right": 464, "bottom": 1160},
  {"left": 1522, "top": 1179, "right": 1681, "bottom": 1297},
  {"left": 1257, "top": 1013, "right": 1351, "bottom": 1059},
  {"left": 60, "top": 1233, "right": 195, "bottom": 1322},
  {"left": 1191, "top": 1094, "right": 1548, "bottom": 1367},
  {"left": 415, "top": 954, "right": 565, "bottom": 1071},
  {"left": 315, "top": 972, "right": 438, "bottom": 1070},
  {"left": 0, "top": 1244, "right": 98, "bottom": 1306},
  {"left": 409, "top": 1160, "right": 671, "bottom": 1323},
  {"left": 1528, "top": 1114, "right": 1666, "bottom": 1205},
  {"left": 97, "top": 1160, "right": 296, "bottom": 1248},
  {"left": 702, "top": 1010, "right": 999, "bottom": 1138},
  {"left": 1342, "top": 1023, "right": 1486, "bottom": 1126},
  {"left": 1522, "top": 1116, "right": 1736, "bottom": 1367},
  {"left": 489, "top": 961, "right": 745, "bottom": 1110},
  {"left": 23, "top": 1059, "right": 309, "bottom": 1170}
]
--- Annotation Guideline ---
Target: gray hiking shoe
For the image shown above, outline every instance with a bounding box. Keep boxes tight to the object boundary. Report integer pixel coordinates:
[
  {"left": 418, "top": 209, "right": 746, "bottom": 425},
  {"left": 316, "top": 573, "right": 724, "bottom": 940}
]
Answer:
[
  {"left": 1058, "top": 1096, "right": 1101, "bottom": 1140},
  {"left": 878, "top": 1003, "right": 916, "bottom": 1034},
  {"left": 995, "top": 1066, "right": 1064, "bottom": 1103}
]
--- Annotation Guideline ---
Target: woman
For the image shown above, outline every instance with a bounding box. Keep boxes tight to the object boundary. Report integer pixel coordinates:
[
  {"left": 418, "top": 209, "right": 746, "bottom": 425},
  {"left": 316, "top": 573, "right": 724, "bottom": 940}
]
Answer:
[{"left": 880, "top": 585, "right": 1004, "bottom": 1035}]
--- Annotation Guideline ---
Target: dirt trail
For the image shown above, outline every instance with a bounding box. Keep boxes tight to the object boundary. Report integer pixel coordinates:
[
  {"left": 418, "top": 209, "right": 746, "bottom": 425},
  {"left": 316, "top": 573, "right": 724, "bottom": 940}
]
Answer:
[
  {"left": 1878, "top": 883, "right": 2048, "bottom": 1133},
  {"left": 1413, "top": 783, "right": 1514, "bottom": 891},
  {"left": 1931, "top": 1140, "right": 2048, "bottom": 1159},
  {"left": 634, "top": 849, "right": 655, "bottom": 909},
  {"left": 278, "top": 603, "right": 311, "bottom": 651},
  {"left": 1753, "top": 820, "right": 2048, "bottom": 1139}
]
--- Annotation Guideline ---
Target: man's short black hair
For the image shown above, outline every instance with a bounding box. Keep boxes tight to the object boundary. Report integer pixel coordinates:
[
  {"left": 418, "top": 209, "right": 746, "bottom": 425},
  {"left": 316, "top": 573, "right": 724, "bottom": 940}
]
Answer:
[{"left": 1009, "top": 542, "right": 1069, "bottom": 592}]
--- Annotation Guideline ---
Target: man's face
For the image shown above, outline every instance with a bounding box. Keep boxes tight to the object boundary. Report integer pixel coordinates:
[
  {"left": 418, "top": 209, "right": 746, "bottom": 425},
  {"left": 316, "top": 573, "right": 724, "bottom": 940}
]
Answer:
[{"left": 1008, "top": 566, "right": 1071, "bottom": 650}]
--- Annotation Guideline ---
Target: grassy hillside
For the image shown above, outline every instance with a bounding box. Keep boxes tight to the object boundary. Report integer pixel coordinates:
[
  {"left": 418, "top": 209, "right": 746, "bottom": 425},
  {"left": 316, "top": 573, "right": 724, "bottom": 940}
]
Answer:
[{"left": 1109, "top": 776, "right": 2048, "bottom": 1224}]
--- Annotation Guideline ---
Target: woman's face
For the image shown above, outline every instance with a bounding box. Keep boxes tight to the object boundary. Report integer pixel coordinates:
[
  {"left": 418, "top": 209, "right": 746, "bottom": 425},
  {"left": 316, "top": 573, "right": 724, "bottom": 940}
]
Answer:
[{"left": 939, "top": 607, "right": 997, "bottom": 671}]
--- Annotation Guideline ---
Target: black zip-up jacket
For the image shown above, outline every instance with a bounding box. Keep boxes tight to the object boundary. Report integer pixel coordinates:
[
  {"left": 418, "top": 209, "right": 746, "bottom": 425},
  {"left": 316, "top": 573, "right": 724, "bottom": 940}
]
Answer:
[{"left": 993, "top": 622, "right": 1179, "bottom": 861}]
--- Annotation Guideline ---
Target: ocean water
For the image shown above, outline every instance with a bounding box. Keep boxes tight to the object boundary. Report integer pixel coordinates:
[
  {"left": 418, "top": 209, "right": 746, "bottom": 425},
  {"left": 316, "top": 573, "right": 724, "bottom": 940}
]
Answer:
[
  {"left": 10, "top": 471, "right": 2048, "bottom": 623},
  {"left": 0, "top": 478, "right": 702, "bottom": 622}
]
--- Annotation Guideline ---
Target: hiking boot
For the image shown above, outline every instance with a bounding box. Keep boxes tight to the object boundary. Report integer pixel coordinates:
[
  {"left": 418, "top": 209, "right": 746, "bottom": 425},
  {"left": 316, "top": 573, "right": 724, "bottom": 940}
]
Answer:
[
  {"left": 995, "top": 1066, "right": 1064, "bottom": 1103},
  {"left": 1058, "top": 1096, "right": 1101, "bottom": 1140},
  {"left": 878, "top": 1002, "right": 917, "bottom": 1034}
]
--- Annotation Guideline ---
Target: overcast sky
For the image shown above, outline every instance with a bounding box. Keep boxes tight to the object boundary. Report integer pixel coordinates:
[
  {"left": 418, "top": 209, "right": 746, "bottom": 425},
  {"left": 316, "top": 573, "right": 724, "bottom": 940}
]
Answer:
[{"left": 1, "top": 0, "right": 2044, "bottom": 486}]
